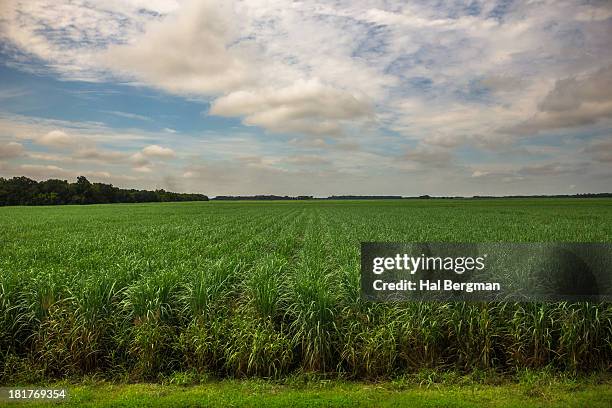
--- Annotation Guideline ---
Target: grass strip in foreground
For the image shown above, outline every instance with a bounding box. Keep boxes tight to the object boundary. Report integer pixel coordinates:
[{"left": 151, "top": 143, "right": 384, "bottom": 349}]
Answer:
[{"left": 1, "top": 380, "right": 611, "bottom": 408}]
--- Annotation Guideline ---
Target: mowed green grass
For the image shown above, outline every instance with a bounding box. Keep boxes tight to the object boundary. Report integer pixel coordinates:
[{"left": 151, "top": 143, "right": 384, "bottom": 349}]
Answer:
[
  {"left": 0, "top": 199, "right": 611, "bottom": 383},
  {"left": 2, "top": 378, "right": 612, "bottom": 408}
]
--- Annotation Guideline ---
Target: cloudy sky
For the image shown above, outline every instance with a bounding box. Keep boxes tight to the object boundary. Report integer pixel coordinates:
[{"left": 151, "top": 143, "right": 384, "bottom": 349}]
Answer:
[{"left": 0, "top": 0, "right": 610, "bottom": 196}]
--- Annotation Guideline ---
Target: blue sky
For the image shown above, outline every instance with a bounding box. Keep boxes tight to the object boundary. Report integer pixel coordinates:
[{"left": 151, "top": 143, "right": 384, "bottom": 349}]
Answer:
[{"left": 0, "top": 0, "right": 610, "bottom": 196}]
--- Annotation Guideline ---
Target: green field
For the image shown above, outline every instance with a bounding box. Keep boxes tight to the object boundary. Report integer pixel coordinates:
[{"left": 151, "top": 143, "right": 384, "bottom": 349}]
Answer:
[{"left": 1, "top": 199, "right": 611, "bottom": 384}]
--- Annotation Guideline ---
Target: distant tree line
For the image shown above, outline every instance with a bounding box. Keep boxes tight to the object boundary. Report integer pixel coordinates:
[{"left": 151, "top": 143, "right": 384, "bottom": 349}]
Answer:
[
  {"left": 213, "top": 193, "right": 612, "bottom": 200},
  {"left": 0, "top": 176, "right": 208, "bottom": 206},
  {"left": 213, "top": 195, "right": 314, "bottom": 200},
  {"left": 471, "top": 193, "right": 612, "bottom": 199},
  {"left": 325, "top": 195, "right": 404, "bottom": 200},
  {"left": 2, "top": 176, "right": 608, "bottom": 206}
]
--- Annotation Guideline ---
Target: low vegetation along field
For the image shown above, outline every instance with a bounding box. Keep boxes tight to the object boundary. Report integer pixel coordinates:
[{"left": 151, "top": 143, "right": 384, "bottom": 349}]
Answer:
[{"left": 0, "top": 199, "right": 611, "bottom": 388}]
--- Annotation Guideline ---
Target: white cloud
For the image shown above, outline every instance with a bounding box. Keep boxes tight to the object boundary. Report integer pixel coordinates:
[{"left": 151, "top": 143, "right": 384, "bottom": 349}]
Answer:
[
  {"left": 142, "top": 144, "right": 175, "bottom": 158},
  {"left": 402, "top": 145, "right": 454, "bottom": 166},
  {"left": 575, "top": 5, "right": 612, "bottom": 22},
  {"left": 518, "top": 162, "right": 588, "bottom": 177},
  {"left": 0, "top": 142, "right": 24, "bottom": 159},
  {"left": 130, "top": 151, "right": 149, "bottom": 167},
  {"left": 101, "top": 110, "right": 152, "bottom": 122},
  {"left": 103, "top": 0, "right": 250, "bottom": 95},
  {"left": 503, "top": 65, "right": 612, "bottom": 135},
  {"left": 73, "top": 148, "right": 128, "bottom": 163},
  {"left": 127, "top": 145, "right": 175, "bottom": 173},
  {"left": 9, "top": 163, "right": 134, "bottom": 184},
  {"left": 210, "top": 79, "right": 372, "bottom": 136},
  {"left": 133, "top": 165, "right": 153, "bottom": 173},
  {"left": 0, "top": 87, "right": 30, "bottom": 100},
  {"left": 18, "top": 164, "right": 71, "bottom": 179},
  {"left": 37, "top": 130, "right": 78, "bottom": 148},
  {"left": 471, "top": 170, "right": 490, "bottom": 178},
  {"left": 282, "top": 155, "right": 331, "bottom": 166},
  {"left": 584, "top": 138, "right": 612, "bottom": 164}
]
